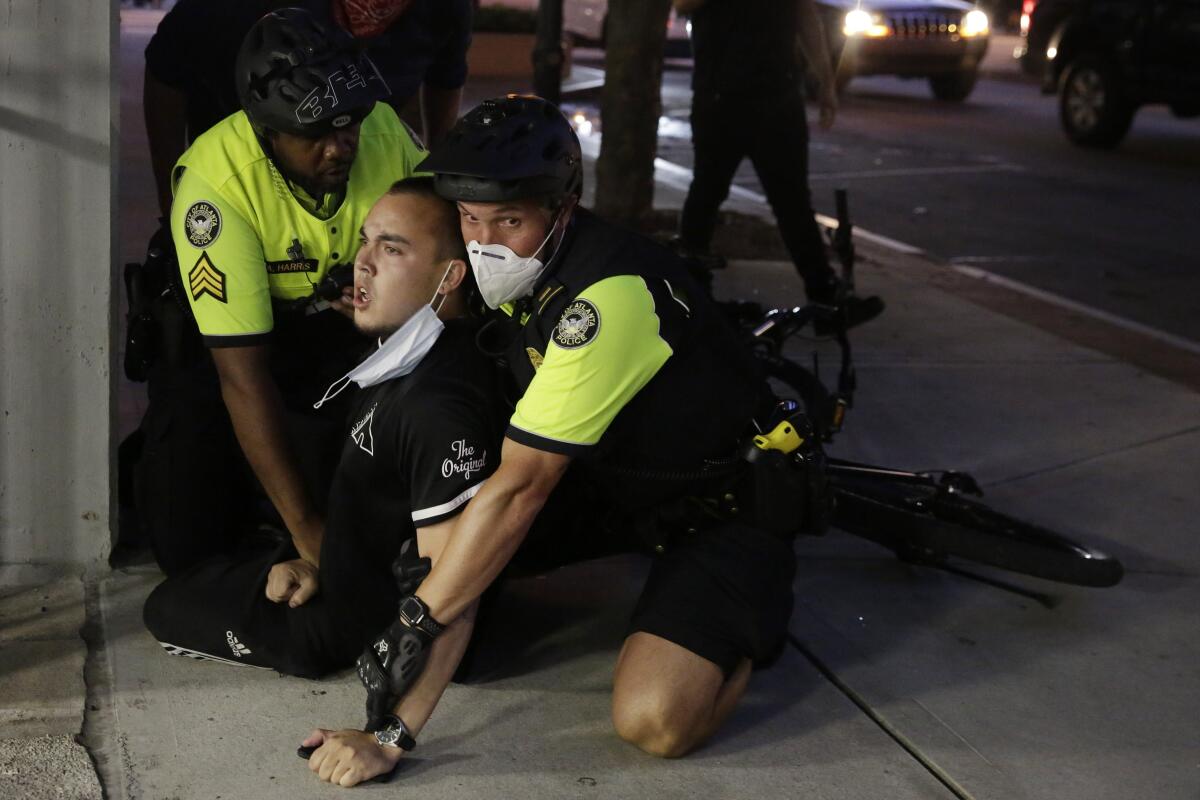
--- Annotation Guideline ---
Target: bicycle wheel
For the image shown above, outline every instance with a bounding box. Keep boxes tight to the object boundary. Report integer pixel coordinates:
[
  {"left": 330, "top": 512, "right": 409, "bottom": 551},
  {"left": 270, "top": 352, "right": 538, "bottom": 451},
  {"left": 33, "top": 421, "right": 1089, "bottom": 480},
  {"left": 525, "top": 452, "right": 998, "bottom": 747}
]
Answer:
[{"left": 830, "top": 469, "right": 1124, "bottom": 587}]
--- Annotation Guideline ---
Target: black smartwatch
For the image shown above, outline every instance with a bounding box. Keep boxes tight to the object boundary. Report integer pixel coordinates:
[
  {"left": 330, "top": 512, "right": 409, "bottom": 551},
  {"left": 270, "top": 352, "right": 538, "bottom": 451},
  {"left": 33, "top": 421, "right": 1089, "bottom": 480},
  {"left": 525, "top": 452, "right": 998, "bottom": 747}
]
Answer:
[
  {"left": 399, "top": 595, "right": 446, "bottom": 638},
  {"left": 373, "top": 714, "right": 417, "bottom": 751}
]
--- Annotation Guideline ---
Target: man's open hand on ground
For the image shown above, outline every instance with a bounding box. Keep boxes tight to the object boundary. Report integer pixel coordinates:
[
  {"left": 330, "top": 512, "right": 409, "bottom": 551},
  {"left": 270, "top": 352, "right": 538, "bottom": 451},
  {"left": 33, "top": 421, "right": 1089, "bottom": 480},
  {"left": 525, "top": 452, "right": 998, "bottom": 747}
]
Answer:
[
  {"left": 302, "top": 728, "right": 403, "bottom": 787},
  {"left": 265, "top": 559, "right": 320, "bottom": 607}
]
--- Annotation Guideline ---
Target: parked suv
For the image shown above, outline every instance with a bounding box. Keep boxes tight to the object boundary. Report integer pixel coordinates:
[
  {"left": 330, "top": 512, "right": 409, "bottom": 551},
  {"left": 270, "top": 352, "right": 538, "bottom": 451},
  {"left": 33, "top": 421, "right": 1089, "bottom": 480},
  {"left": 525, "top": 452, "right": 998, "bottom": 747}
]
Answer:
[{"left": 1026, "top": 0, "right": 1200, "bottom": 147}]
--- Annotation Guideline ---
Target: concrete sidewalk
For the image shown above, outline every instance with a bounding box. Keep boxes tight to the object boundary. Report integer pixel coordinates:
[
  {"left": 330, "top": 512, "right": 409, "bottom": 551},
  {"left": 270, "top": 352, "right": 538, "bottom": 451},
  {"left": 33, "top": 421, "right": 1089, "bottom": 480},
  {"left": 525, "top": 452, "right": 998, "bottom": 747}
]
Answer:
[{"left": 7, "top": 224, "right": 1198, "bottom": 798}]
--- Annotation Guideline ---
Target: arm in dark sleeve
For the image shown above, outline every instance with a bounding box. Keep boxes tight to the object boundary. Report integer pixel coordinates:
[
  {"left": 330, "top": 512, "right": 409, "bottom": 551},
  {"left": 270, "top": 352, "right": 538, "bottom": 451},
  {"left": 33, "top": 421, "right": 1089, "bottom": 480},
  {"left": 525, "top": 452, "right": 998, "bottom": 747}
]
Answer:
[
  {"left": 419, "top": 85, "right": 461, "bottom": 147},
  {"left": 144, "top": 72, "right": 188, "bottom": 218},
  {"left": 421, "top": 0, "right": 472, "bottom": 91},
  {"left": 143, "top": 0, "right": 216, "bottom": 215},
  {"left": 144, "top": 0, "right": 208, "bottom": 90}
]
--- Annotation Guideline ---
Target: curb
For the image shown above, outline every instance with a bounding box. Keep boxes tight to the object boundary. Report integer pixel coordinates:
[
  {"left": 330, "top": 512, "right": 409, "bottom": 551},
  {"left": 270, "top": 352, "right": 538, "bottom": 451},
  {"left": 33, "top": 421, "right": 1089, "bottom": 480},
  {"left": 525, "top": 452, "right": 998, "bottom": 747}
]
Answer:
[{"left": 838, "top": 234, "right": 1200, "bottom": 394}]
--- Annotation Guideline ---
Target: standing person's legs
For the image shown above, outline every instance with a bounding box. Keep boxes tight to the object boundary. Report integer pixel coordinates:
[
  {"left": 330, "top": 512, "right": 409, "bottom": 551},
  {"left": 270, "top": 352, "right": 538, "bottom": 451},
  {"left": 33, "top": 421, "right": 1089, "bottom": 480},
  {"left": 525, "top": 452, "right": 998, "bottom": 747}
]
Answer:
[
  {"left": 610, "top": 524, "right": 797, "bottom": 757},
  {"left": 678, "top": 98, "right": 749, "bottom": 254},
  {"left": 746, "top": 91, "right": 838, "bottom": 298}
]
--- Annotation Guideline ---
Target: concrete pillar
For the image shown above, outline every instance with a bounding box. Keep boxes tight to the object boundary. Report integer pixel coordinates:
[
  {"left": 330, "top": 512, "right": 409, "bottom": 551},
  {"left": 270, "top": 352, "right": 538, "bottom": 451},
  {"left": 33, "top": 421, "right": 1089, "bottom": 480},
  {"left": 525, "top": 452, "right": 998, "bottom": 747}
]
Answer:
[{"left": 0, "top": 1, "right": 117, "bottom": 566}]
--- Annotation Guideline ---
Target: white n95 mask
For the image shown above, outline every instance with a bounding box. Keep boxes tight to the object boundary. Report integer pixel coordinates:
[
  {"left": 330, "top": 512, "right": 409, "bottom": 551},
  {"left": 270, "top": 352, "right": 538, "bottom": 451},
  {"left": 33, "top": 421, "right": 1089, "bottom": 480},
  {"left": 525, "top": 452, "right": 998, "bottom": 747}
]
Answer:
[{"left": 467, "top": 214, "right": 562, "bottom": 309}]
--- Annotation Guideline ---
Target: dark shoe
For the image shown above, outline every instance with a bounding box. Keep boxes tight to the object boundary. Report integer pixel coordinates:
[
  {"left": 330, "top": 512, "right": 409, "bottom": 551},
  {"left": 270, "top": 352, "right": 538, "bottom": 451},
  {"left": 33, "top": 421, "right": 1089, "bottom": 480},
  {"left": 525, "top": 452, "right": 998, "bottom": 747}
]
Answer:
[{"left": 813, "top": 293, "right": 886, "bottom": 336}]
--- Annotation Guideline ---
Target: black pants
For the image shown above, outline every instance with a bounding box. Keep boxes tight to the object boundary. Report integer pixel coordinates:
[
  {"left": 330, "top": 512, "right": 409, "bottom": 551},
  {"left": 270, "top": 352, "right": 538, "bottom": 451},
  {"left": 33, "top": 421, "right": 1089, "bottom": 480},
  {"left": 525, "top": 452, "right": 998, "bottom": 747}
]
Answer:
[
  {"left": 131, "top": 308, "right": 364, "bottom": 576},
  {"left": 143, "top": 525, "right": 795, "bottom": 681},
  {"left": 142, "top": 541, "right": 393, "bottom": 678},
  {"left": 680, "top": 89, "right": 835, "bottom": 296}
]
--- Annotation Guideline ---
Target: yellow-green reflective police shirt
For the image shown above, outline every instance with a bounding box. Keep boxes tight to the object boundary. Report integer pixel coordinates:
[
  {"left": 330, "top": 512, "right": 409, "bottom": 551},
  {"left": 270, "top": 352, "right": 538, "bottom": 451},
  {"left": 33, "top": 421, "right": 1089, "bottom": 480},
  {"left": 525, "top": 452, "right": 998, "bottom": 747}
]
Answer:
[
  {"left": 170, "top": 103, "right": 425, "bottom": 347},
  {"left": 507, "top": 275, "right": 675, "bottom": 452}
]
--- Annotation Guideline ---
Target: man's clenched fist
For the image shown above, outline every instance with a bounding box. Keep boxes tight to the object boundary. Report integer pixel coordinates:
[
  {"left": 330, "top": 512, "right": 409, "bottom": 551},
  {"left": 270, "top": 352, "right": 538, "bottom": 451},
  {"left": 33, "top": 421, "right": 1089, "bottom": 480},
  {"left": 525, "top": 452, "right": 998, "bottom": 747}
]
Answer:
[
  {"left": 301, "top": 728, "right": 403, "bottom": 787},
  {"left": 265, "top": 558, "right": 320, "bottom": 607}
]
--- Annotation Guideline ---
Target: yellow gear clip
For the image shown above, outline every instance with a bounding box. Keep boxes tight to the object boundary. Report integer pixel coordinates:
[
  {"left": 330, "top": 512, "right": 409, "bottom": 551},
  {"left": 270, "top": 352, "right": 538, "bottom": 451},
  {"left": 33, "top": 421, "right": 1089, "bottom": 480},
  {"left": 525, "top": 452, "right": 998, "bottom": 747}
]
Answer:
[{"left": 753, "top": 419, "right": 805, "bottom": 454}]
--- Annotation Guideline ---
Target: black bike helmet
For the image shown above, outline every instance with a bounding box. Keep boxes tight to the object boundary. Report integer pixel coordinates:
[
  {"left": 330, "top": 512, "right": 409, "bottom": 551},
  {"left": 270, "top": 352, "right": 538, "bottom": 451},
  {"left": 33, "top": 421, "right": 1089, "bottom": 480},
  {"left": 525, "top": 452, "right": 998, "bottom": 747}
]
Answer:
[
  {"left": 235, "top": 7, "right": 390, "bottom": 138},
  {"left": 421, "top": 95, "right": 583, "bottom": 204}
]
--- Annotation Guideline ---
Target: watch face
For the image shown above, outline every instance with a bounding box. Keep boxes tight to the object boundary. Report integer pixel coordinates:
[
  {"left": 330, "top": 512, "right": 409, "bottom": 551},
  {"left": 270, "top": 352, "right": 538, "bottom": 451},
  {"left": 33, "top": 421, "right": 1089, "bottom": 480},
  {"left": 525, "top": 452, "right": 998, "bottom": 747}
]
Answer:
[
  {"left": 376, "top": 727, "right": 401, "bottom": 747},
  {"left": 399, "top": 597, "right": 422, "bottom": 624}
]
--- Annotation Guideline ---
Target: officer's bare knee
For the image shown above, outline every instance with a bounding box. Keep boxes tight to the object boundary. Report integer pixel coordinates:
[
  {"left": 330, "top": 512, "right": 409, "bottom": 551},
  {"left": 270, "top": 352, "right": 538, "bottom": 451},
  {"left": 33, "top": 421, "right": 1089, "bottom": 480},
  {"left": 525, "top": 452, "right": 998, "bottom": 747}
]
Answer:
[{"left": 612, "top": 695, "right": 695, "bottom": 759}]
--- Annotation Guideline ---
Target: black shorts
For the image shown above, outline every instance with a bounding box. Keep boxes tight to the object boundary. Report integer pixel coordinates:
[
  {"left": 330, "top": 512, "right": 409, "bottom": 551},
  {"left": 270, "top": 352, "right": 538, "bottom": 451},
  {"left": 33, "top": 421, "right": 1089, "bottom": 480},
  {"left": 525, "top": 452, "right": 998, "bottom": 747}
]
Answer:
[{"left": 627, "top": 523, "right": 796, "bottom": 677}]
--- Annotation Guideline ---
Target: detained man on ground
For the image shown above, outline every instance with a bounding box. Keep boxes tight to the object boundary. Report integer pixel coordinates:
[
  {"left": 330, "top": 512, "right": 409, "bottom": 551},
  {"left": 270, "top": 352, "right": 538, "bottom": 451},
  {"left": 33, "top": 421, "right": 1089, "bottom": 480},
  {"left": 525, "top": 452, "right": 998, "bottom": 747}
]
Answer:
[{"left": 142, "top": 178, "right": 504, "bottom": 682}]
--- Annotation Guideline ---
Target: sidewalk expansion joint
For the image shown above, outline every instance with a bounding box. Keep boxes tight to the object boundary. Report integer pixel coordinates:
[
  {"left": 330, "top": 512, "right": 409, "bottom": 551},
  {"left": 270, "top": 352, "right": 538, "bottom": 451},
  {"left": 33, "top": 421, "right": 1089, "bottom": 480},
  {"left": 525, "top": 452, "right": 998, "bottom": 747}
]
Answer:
[
  {"left": 986, "top": 423, "right": 1200, "bottom": 489},
  {"left": 786, "top": 633, "right": 976, "bottom": 800},
  {"left": 79, "top": 579, "right": 117, "bottom": 800}
]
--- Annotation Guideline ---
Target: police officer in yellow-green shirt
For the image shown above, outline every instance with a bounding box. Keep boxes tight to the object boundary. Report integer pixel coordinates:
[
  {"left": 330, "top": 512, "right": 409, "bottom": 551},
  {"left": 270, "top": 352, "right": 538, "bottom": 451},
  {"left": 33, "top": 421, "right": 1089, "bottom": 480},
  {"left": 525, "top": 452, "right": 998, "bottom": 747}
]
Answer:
[
  {"left": 134, "top": 8, "right": 427, "bottom": 576},
  {"left": 295, "top": 98, "right": 827, "bottom": 784}
]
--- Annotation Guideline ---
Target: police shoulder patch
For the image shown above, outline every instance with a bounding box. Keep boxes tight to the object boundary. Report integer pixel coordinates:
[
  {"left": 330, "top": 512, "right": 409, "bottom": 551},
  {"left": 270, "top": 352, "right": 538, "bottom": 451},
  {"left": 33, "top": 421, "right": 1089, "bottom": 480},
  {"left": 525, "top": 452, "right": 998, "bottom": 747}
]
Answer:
[
  {"left": 188, "top": 252, "right": 227, "bottom": 303},
  {"left": 552, "top": 298, "right": 600, "bottom": 349},
  {"left": 184, "top": 201, "right": 222, "bottom": 248}
]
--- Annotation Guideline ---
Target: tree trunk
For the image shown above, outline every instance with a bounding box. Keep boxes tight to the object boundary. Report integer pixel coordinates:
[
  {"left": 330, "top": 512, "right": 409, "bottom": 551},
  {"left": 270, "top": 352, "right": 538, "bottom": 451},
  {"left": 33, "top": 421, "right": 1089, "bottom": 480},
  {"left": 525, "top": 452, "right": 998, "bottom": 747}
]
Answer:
[
  {"left": 532, "top": 0, "right": 564, "bottom": 104},
  {"left": 593, "top": 0, "right": 671, "bottom": 229}
]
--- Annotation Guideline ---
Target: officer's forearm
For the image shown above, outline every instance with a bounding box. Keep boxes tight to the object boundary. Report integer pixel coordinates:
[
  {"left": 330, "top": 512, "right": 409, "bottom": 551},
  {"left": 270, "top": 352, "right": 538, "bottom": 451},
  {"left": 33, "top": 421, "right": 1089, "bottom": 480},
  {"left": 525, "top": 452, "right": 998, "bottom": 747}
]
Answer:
[
  {"left": 419, "top": 84, "right": 462, "bottom": 148},
  {"left": 417, "top": 441, "right": 569, "bottom": 625},
  {"left": 143, "top": 71, "right": 188, "bottom": 219},
  {"left": 212, "top": 349, "right": 323, "bottom": 564},
  {"left": 390, "top": 600, "right": 478, "bottom": 737},
  {"left": 795, "top": 0, "right": 835, "bottom": 88}
]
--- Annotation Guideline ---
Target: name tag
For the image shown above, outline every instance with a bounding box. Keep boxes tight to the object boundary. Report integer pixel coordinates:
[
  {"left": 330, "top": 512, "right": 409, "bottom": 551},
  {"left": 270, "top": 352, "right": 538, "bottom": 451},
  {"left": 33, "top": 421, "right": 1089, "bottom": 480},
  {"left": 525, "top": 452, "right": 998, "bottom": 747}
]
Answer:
[{"left": 266, "top": 258, "right": 318, "bottom": 275}]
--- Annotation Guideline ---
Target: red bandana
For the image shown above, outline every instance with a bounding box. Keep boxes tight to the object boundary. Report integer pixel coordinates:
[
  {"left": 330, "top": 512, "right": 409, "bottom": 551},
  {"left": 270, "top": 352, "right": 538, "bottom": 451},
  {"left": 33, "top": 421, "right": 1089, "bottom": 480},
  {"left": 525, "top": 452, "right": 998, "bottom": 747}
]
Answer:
[{"left": 332, "top": 0, "right": 413, "bottom": 38}]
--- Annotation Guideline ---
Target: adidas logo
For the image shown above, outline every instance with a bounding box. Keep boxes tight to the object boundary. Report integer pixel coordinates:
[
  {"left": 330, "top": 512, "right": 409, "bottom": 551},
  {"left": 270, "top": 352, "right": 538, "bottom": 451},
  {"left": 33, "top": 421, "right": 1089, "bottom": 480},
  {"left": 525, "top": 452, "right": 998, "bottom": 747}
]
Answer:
[{"left": 226, "top": 630, "right": 252, "bottom": 658}]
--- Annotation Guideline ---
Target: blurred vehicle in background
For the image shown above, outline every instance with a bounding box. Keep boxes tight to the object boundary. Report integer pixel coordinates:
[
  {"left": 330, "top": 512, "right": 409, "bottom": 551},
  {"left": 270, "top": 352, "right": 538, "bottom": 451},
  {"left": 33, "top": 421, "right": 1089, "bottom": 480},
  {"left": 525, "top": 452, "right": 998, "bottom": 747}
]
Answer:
[
  {"left": 563, "top": 0, "right": 692, "bottom": 57},
  {"left": 1014, "top": 0, "right": 1077, "bottom": 77},
  {"left": 1023, "top": 0, "right": 1200, "bottom": 147},
  {"left": 815, "top": 0, "right": 992, "bottom": 101}
]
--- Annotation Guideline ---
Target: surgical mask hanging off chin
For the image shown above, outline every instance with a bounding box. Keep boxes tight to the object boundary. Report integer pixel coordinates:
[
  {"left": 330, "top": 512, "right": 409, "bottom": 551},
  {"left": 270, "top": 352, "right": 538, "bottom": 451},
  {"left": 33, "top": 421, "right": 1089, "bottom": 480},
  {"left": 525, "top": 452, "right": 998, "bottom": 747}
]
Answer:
[
  {"left": 313, "top": 263, "right": 453, "bottom": 409},
  {"left": 467, "top": 213, "right": 562, "bottom": 310}
]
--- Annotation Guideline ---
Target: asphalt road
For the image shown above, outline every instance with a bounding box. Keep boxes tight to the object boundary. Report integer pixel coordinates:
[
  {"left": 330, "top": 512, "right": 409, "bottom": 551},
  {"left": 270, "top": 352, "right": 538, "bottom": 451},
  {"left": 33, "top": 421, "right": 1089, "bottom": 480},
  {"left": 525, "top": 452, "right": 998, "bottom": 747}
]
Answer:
[{"left": 644, "top": 66, "right": 1200, "bottom": 344}]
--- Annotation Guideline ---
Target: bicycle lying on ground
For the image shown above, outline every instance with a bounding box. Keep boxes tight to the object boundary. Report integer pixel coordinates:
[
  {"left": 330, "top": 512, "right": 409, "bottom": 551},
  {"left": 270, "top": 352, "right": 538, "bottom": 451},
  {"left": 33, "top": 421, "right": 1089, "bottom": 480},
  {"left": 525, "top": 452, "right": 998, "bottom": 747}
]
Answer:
[{"left": 734, "top": 191, "right": 1123, "bottom": 590}]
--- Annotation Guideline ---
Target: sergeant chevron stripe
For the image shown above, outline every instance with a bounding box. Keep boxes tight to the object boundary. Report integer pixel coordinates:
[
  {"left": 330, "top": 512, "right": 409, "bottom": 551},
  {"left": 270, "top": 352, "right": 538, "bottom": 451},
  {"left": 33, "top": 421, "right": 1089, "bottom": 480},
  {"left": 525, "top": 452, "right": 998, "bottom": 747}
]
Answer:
[{"left": 188, "top": 252, "right": 227, "bottom": 303}]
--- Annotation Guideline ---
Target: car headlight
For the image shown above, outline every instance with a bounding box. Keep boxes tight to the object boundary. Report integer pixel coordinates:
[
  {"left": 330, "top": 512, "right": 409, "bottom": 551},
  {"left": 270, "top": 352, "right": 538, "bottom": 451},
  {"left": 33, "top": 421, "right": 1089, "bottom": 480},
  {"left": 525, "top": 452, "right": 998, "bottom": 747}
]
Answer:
[
  {"left": 961, "top": 9, "right": 989, "bottom": 37},
  {"left": 843, "top": 9, "right": 890, "bottom": 37}
]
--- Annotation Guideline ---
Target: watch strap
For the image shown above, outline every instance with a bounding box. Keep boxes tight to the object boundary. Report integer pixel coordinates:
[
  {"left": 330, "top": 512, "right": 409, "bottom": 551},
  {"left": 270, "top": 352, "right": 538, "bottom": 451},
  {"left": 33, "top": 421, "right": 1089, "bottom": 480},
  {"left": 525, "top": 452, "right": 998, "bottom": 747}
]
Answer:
[
  {"left": 374, "top": 714, "right": 417, "bottom": 751},
  {"left": 399, "top": 595, "right": 446, "bottom": 638}
]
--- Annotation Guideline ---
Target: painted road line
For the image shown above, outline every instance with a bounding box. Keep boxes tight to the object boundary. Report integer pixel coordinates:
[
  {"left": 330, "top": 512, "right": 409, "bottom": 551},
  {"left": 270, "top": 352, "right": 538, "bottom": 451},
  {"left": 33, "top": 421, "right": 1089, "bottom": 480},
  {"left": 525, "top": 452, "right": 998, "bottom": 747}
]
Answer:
[
  {"left": 597, "top": 142, "right": 1199, "bottom": 353},
  {"left": 652, "top": 155, "right": 926, "bottom": 254},
  {"left": 812, "top": 211, "right": 926, "bottom": 254},
  {"left": 809, "top": 163, "right": 1026, "bottom": 181}
]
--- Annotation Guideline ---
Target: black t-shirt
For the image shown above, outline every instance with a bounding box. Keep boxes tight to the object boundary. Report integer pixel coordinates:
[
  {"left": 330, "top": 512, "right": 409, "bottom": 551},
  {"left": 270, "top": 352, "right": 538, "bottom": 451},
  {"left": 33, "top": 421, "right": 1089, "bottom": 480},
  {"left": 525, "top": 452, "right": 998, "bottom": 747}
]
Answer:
[
  {"left": 145, "top": 0, "right": 472, "bottom": 141},
  {"left": 689, "top": 0, "right": 800, "bottom": 100},
  {"left": 319, "top": 320, "right": 503, "bottom": 610}
]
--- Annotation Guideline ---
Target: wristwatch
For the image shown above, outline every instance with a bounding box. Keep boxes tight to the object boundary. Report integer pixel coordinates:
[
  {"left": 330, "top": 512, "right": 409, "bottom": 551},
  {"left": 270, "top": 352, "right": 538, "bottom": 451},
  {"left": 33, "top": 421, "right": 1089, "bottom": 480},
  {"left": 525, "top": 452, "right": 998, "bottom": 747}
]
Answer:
[
  {"left": 373, "top": 714, "right": 417, "bottom": 751},
  {"left": 399, "top": 595, "right": 446, "bottom": 638}
]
